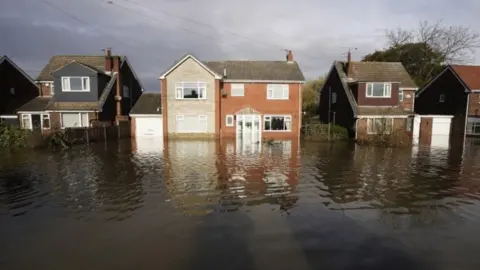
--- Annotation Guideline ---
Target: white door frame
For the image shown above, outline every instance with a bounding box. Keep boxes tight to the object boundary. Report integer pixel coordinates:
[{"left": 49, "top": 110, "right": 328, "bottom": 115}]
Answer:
[{"left": 236, "top": 114, "right": 262, "bottom": 142}]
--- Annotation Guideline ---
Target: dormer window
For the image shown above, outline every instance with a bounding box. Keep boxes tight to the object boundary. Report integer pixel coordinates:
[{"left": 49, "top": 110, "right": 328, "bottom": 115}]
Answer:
[
  {"left": 366, "top": 83, "right": 391, "bottom": 98},
  {"left": 61, "top": 77, "right": 90, "bottom": 92}
]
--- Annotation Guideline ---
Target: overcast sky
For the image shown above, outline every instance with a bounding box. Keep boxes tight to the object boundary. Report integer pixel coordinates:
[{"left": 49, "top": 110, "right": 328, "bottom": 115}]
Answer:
[{"left": 2, "top": 0, "right": 480, "bottom": 90}]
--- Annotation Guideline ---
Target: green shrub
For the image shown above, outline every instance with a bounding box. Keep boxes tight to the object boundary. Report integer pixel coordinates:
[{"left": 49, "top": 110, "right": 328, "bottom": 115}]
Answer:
[
  {"left": 301, "top": 123, "right": 349, "bottom": 141},
  {"left": 0, "top": 122, "right": 28, "bottom": 148}
]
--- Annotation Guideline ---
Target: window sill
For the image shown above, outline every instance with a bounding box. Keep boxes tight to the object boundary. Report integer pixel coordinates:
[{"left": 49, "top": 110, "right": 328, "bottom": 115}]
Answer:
[
  {"left": 365, "top": 96, "right": 392, "bottom": 98},
  {"left": 263, "top": 130, "right": 292, "bottom": 132},
  {"left": 266, "top": 99, "right": 289, "bottom": 100},
  {"left": 62, "top": 90, "right": 90, "bottom": 92}
]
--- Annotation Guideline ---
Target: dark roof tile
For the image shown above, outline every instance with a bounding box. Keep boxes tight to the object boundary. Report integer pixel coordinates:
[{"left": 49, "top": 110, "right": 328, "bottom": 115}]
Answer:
[
  {"left": 130, "top": 93, "right": 161, "bottom": 115},
  {"left": 16, "top": 97, "right": 52, "bottom": 112},
  {"left": 204, "top": 61, "right": 305, "bottom": 81},
  {"left": 342, "top": 61, "right": 417, "bottom": 88}
]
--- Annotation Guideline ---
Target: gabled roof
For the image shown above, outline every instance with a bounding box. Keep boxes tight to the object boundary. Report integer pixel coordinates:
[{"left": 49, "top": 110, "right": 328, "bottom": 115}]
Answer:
[
  {"left": 0, "top": 55, "right": 36, "bottom": 85},
  {"left": 159, "top": 53, "right": 222, "bottom": 80},
  {"left": 130, "top": 93, "right": 161, "bottom": 115},
  {"left": 51, "top": 60, "right": 102, "bottom": 74},
  {"left": 324, "top": 61, "right": 409, "bottom": 117},
  {"left": 450, "top": 65, "right": 480, "bottom": 90},
  {"left": 36, "top": 55, "right": 125, "bottom": 81},
  {"left": 415, "top": 65, "right": 470, "bottom": 98},
  {"left": 205, "top": 61, "right": 305, "bottom": 82},
  {"left": 344, "top": 61, "right": 417, "bottom": 88}
]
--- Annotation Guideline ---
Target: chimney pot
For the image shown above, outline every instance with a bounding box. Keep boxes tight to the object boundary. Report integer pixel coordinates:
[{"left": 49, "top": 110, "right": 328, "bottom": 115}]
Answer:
[
  {"left": 105, "top": 48, "right": 113, "bottom": 72},
  {"left": 223, "top": 68, "right": 227, "bottom": 77},
  {"left": 106, "top": 48, "right": 112, "bottom": 57},
  {"left": 347, "top": 50, "right": 351, "bottom": 63},
  {"left": 286, "top": 50, "right": 294, "bottom": 62}
]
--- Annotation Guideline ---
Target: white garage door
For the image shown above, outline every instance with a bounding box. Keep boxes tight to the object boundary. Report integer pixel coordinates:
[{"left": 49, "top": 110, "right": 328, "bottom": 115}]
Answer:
[
  {"left": 432, "top": 118, "right": 451, "bottom": 136},
  {"left": 135, "top": 116, "right": 163, "bottom": 137}
]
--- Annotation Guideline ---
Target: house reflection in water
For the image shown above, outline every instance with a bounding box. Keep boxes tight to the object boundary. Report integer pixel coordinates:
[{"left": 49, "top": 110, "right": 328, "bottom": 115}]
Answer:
[{"left": 161, "top": 138, "right": 300, "bottom": 215}]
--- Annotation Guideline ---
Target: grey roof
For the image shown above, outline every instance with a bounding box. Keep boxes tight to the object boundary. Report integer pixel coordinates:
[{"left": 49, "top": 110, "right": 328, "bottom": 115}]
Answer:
[
  {"left": 16, "top": 97, "right": 52, "bottom": 112},
  {"left": 130, "top": 93, "right": 161, "bottom": 115},
  {"left": 342, "top": 61, "right": 417, "bottom": 88},
  {"left": 36, "top": 55, "right": 125, "bottom": 81},
  {"left": 204, "top": 61, "right": 305, "bottom": 81}
]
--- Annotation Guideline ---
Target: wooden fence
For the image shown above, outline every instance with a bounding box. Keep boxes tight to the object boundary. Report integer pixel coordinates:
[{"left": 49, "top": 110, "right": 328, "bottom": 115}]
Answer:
[{"left": 63, "top": 121, "right": 131, "bottom": 144}]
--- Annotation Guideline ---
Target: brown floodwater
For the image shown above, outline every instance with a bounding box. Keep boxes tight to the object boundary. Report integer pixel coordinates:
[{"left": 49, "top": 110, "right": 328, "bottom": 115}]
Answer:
[{"left": 1, "top": 138, "right": 480, "bottom": 270}]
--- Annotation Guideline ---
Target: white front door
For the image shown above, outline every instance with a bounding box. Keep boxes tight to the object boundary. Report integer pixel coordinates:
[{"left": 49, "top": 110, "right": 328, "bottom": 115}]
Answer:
[{"left": 236, "top": 114, "right": 261, "bottom": 153}]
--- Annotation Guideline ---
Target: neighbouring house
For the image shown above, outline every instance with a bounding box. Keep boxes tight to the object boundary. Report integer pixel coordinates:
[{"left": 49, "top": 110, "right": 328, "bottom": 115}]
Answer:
[
  {"left": 415, "top": 64, "right": 480, "bottom": 139},
  {"left": 129, "top": 92, "right": 162, "bottom": 138},
  {"left": 0, "top": 55, "right": 39, "bottom": 126},
  {"left": 158, "top": 51, "right": 305, "bottom": 141},
  {"left": 17, "top": 48, "right": 143, "bottom": 132},
  {"left": 318, "top": 52, "right": 418, "bottom": 141}
]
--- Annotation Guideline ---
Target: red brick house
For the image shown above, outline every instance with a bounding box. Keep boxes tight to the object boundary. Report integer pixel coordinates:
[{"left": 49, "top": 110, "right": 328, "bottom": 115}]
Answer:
[
  {"left": 319, "top": 53, "right": 418, "bottom": 140},
  {"left": 158, "top": 51, "right": 305, "bottom": 141},
  {"left": 0, "top": 55, "right": 38, "bottom": 126},
  {"left": 17, "top": 49, "right": 143, "bottom": 131},
  {"left": 415, "top": 64, "right": 480, "bottom": 138}
]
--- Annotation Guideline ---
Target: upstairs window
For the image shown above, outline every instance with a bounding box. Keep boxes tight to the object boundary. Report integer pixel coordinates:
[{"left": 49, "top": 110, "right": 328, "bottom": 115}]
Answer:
[
  {"left": 366, "top": 83, "right": 391, "bottom": 98},
  {"left": 267, "top": 84, "right": 289, "bottom": 100},
  {"left": 332, "top": 92, "right": 337, "bottom": 104},
  {"left": 230, "top": 84, "right": 244, "bottom": 96},
  {"left": 439, "top": 94, "right": 445, "bottom": 103},
  {"left": 175, "top": 82, "right": 206, "bottom": 99},
  {"left": 61, "top": 77, "right": 90, "bottom": 92},
  {"left": 399, "top": 89, "right": 404, "bottom": 101},
  {"left": 10, "top": 88, "right": 15, "bottom": 95}
]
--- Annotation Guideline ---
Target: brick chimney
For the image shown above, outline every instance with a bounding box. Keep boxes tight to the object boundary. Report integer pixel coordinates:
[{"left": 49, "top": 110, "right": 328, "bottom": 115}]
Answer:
[
  {"left": 105, "top": 47, "right": 112, "bottom": 72},
  {"left": 113, "top": 56, "right": 123, "bottom": 118},
  {"left": 286, "top": 50, "right": 294, "bottom": 62},
  {"left": 346, "top": 49, "right": 353, "bottom": 76}
]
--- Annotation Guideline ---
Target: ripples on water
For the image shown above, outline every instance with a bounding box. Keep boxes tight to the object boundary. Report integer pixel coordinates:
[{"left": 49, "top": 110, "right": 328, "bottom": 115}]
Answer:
[{"left": 2, "top": 138, "right": 480, "bottom": 269}]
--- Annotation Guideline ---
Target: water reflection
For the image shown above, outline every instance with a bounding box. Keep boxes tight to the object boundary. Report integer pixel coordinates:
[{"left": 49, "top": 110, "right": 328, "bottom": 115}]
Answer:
[{"left": 2, "top": 139, "right": 480, "bottom": 269}]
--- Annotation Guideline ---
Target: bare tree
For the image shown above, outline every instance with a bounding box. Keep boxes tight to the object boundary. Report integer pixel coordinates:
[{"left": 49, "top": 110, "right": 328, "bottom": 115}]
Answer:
[{"left": 386, "top": 20, "right": 480, "bottom": 63}]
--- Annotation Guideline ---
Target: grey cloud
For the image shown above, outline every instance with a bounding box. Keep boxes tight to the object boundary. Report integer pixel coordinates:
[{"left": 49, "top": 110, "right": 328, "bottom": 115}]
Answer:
[{"left": 1, "top": 0, "right": 480, "bottom": 90}]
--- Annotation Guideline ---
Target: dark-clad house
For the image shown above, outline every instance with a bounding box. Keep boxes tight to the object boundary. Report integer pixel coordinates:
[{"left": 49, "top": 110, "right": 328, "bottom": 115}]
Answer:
[
  {"left": 319, "top": 53, "right": 418, "bottom": 140},
  {"left": 415, "top": 64, "right": 480, "bottom": 138},
  {"left": 17, "top": 49, "right": 144, "bottom": 131},
  {"left": 0, "top": 55, "right": 39, "bottom": 126}
]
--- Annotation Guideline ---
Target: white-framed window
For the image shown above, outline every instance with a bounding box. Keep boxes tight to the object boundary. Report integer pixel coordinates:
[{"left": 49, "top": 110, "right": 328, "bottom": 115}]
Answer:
[
  {"left": 226, "top": 115, "right": 234, "bottom": 126},
  {"left": 267, "top": 84, "right": 289, "bottom": 100},
  {"left": 60, "top": 112, "right": 89, "bottom": 128},
  {"left": 332, "top": 92, "right": 337, "bottom": 104},
  {"left": 61, "top": 77, "right": 90, "bottom": 92},
  {"left": 175, "top": 114, "right": 208, "bottom": 133},
  {"left": 467, "top": 118, "right": 480, "bottom": 135},
  {"left": 367, "top": 118, "right": 393, "bottom": 134},
  {"left": 439, "top": 94, "right": 445, "bottom": 103},
  {"left": 366, "top": 83, "right": 391, "bottom": 98},
  {"left": 230, "top": 84, "right": 245, "bottom": 96},
  {"left": 50, "top": 83, "right": 54, "bottom": 95},
  {"left": 42, "top": 114, "right": 50, "bottom": 129},
  {"left": 399, "top": 89, "right": 404, "bottom": 101},
  {"left": 123, "top": 85, "right": 130, "bottom": 98},
  {"left": 10, "top": 88, "right": 15, "bottom": 95},
  {"left": 21, "top": 114, "right": 31, "bottom": 129},
  {"left": 264, "top": 115, "right": 292, "bottom": 131},
  {"left": 175, "top": 82, "right": 206, "bottom": 100}
]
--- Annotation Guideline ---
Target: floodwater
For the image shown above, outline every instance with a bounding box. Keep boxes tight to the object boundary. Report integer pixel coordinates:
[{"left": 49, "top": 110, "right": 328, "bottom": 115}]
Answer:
[{"left": 1, "top": 138, "right": 480, "bottom": 270}]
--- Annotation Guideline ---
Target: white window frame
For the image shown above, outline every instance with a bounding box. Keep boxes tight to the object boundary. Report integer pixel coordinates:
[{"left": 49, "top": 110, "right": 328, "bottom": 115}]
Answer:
[
  {"left": 175, "top": 81, "right": 207, "bottom": 100},
  {"left": 20, "top": 113, "right": 50, "bottom": 130},
  {"left": 399, "top": 89, "right": 404, "bottom": 101},
  {"left": 467, "top": 119, "right": 480, "bottom": 135},
  {"left": 439, "top": 94, "right": 445, "bottom": 103},
  {"left": 230, "top": 84, "right": 245, "bottom": 97},
  {"left": 366, "top": 83, "right": 392, "bottom": 98},
  {"left": 50, "top": 83, "right": 54, "bottom": 95},
  {"left": 267, "top": 84, "right": 289, "bottom": 100},
  {"left": 175, "top": 114, "right": 208, "bottom": 133},
  {"left": 226, "top": 114, "right": 234, "bottom": 127},
  {"left": 61, "top": 77, "right": 90, "bottom": 92},
  {"left": 263, "top": 115, "right": 292, "bottom": 132},
  {"left": 367, "top": 118, "right": 393, "bottom": 134},
  {"left": 60, "top": 112, "right": 89, "bottom": 129}
]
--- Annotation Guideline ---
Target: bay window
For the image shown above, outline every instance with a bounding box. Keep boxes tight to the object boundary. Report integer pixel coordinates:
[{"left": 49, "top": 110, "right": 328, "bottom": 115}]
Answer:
[
  {"left": 61, "top": 77, "right": 90, "bottom": 92},
  {"left": 175, "top": 82, "right": 206, "bottom": 99},
  {"left": 61, "top": 113, "right": 89, "bottom": 128},
  {"left": 267, "top": 84, "right": 289, "bottom": 100},
  {"left": 366, "top": 83, "right": 391, "bottom": 98},
  {"left": 264, "top": 115, "right": 292, "bottom": 131},
  {"left": 367, "top": 118, "right": 393, "bottom": 134}
]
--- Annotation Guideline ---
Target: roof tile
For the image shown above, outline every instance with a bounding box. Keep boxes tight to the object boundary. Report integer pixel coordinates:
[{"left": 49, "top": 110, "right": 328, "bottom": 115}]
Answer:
[
  {"left": 130, "top": 93, "right": 161, "bottom": 115},
  {"left": 343, "top": 61, "right": 417, "bottom": 88},
  {"left": 204, "top": 61, "right": 305, "bottom": 81},
  {"left": 451, "top": 65, "right": 480, "bottom": 90}
]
